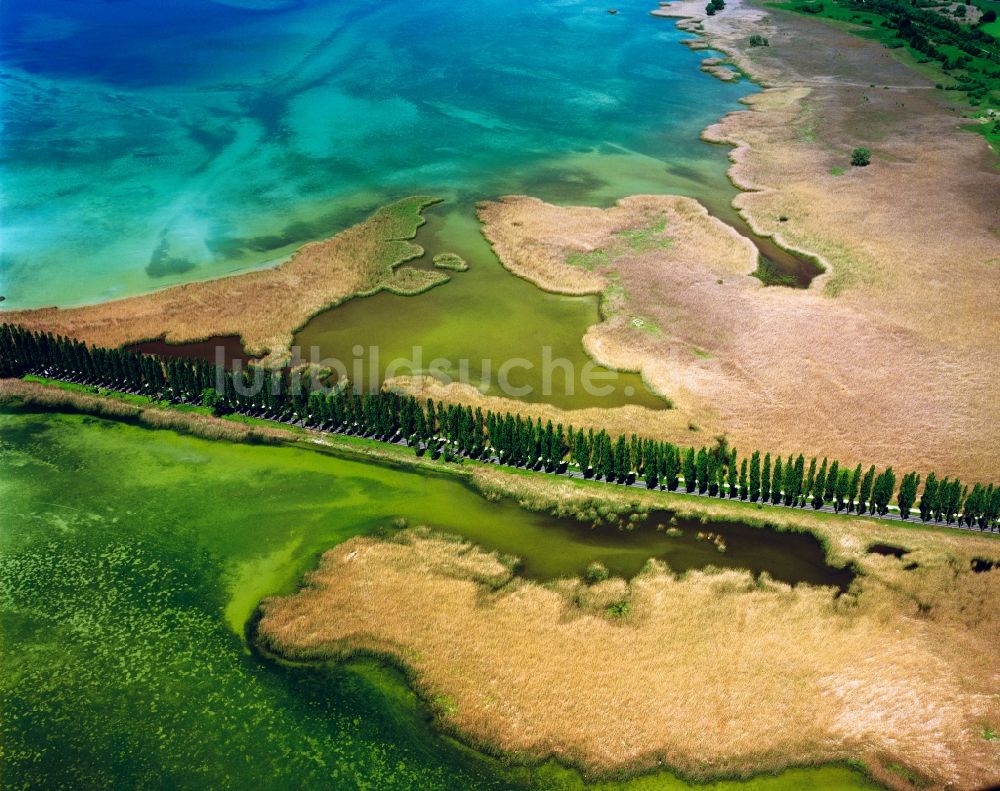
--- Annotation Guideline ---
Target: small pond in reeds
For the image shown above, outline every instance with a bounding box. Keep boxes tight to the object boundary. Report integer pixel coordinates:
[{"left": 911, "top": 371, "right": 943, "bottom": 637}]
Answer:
[{"left": 456, "top": 503, "right": 854, "bottom": 590}]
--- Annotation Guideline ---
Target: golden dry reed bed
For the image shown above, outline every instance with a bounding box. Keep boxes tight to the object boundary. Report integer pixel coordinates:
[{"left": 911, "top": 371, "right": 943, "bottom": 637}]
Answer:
[
  {"left": 655, "top": 0, "right": 998, "bottom": 478},
  {"left": 465, "top": 189, "right": 999, "bottom": 483},
  {"left": 258, "top": 472, "right": 1000, "bottom": 791},
  {"left": 0, "top": 197, "right": 447, "bottom": 366},
  {"left": 393, "top": 0, "right": 1000, "bottom": 484}
]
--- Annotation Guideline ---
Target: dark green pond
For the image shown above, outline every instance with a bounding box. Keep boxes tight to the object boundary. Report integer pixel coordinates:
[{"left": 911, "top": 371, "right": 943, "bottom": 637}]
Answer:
[
  {"left": 294, "top": 203, "right": 670, "bottom": 410},
  {"left": 459, "top": 506, "right": 855, "bottom": 591}
]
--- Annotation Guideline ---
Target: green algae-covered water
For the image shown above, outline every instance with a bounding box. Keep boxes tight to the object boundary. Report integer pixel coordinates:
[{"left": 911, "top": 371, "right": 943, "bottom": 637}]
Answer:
[
  {"left": 294, "top": 206, "right": 671, "bottom": 409},
  {"left": 0, "top": 409, "right": 882, "bottom": 790},
  {"left": 1, "top": 0, "right": 752, "bottom": 308}
]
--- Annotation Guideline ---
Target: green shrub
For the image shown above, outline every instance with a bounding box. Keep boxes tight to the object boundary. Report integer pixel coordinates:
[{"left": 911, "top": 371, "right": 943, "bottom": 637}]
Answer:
[
  {"left": 850, "top": 147, "right": 871, "bottom": 167},
  {"left": 584, "top": 562, "right": 610, "bottom": 584}
]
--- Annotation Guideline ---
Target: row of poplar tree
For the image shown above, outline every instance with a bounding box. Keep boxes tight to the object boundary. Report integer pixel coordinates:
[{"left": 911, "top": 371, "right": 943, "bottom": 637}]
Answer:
[{"left": 2, "top": 323, "right": 997, "bottom": 530}]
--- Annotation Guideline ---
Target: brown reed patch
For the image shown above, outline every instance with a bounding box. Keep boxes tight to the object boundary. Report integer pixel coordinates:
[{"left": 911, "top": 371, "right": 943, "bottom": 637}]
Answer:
[
  {"left": 466, "top": 175, "right": 998, "bottom": 482},
  {"left": 648, "top": 0, "right": 1000, "bottom": 479},
  {"left": 385, "top": 374, "right": 705, "bottom": 441},
  {"left": 0, "top": 197, "right": 444, "bottom": 366},
  {"left": 258, "top": 526, "right": 1000, "bottom": 790}
]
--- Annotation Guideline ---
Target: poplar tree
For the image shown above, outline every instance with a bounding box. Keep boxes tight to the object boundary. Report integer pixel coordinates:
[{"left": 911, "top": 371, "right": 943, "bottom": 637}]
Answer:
[
  {"left": 979, "top": 485, "right": 992, "bottom": 530},
  {"left": 784, "top": 454, "right": 803, "bottom": 506},
  {"left": 985, "top": 485, "right": 1000, "bottom": 531},
  {"left": 803, "top": 457, "right": 817, "bottom": 508},
  {"left": 782, "top": 455, "right": 796, "bottom": 506},
  {"left": 683, "top": 448, "right": 697, "bottom": 493},
  {"left": 932, "top": 477, "right": 949, "bottom": 521},
  {"left": 761, "top": 453, "right": 772, "bottom": 502},
  {"left": 834, "top": 468, "right": 850, "bottom": 512},
  {"left": 824, "top": 460, "right": 839, "bottom": 503},
  {"left": 919, "top": 472, "right": 939, "bottom": 521},
  {"left": 614, "top": 434, "right": 630, "bottom": 482},
  {"left": 857, "top": 465, "right": 875, "bottom": 515},
  {"left": 749, "top": 451, "right": 761, "bottom": 502},
  {"left": 727, "top": 449, "right": 738, "bottom": 498},
  {"left": 872, "top": 467, "right": 896, "bottom": 516},
  {"left": 942, "top": 479, "right": 963, "bottom": 523},
  {"left": 696, "top": 448, "right": 710, "bottom": 494},
  {"left": 600, "top": 434, "right": 617, "bottom": 482},
  {"left": 542, "top": 420, "right": 556, "bottom": 467},
  {"left": 962, "top": 483, "right": 985, "bottom": 527},
  {"left": 770, "top": 456, "right": 783, "bottom": 505},
  {"left": 646, "top": 442, "right": 660, "bottom": 485},
  {"left": 588, "top": 431, "right": 602, "bottom": 478},
  {"left": 793, "top": 454, "right": 805, "bottom": 505},
  {"left": 663, "top": 445, "right": 680, "bottom": 491},
  {"left": 812, "top": 459, "right": 827, "bottom": 510},
  {"left": 847, "top": 464, "right": 862, "bottom": 513},
  {"left": 896, "top": 471, "right": 920, "bottom": 520},
  {"left": 573, "top": 430, "right": 591, "bottom": 474},
  {"left": 739, "top": 458, "right": 748, "bottom": 500}
]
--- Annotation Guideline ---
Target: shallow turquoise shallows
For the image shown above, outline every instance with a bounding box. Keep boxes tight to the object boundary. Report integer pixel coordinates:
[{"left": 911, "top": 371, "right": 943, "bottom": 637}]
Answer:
[
  {"left": 0, "top": 0, "right": 751, "bottom": 308},
  {"left": 0, "top": 410, "right": 885, "bottom": 790}
]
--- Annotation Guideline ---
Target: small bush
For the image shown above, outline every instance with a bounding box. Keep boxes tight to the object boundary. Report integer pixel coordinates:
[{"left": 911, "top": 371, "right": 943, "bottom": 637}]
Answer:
[
  {"left": 850, "top": 147, "right": 871, "bottom": 167},
  {"left": 585, "top": 562, "right": 610, "bottom": 584},
  {"left": 749, "top": 33, "right": 769, "bottom": 46}
]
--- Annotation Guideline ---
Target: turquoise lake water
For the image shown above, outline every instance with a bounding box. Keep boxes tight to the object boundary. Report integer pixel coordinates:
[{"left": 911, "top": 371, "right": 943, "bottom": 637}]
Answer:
[{"left": 0, "top": 0, "right": 751, "bottom": 308}]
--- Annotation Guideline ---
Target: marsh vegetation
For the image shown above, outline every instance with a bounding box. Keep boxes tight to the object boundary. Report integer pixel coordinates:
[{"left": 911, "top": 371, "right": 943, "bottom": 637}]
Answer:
[
  {"left": 258, "top": 522, "right": 999, "bottom": 790},
  {"left": 1, "top": 408, "right": 899, "bottom": 791}
]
